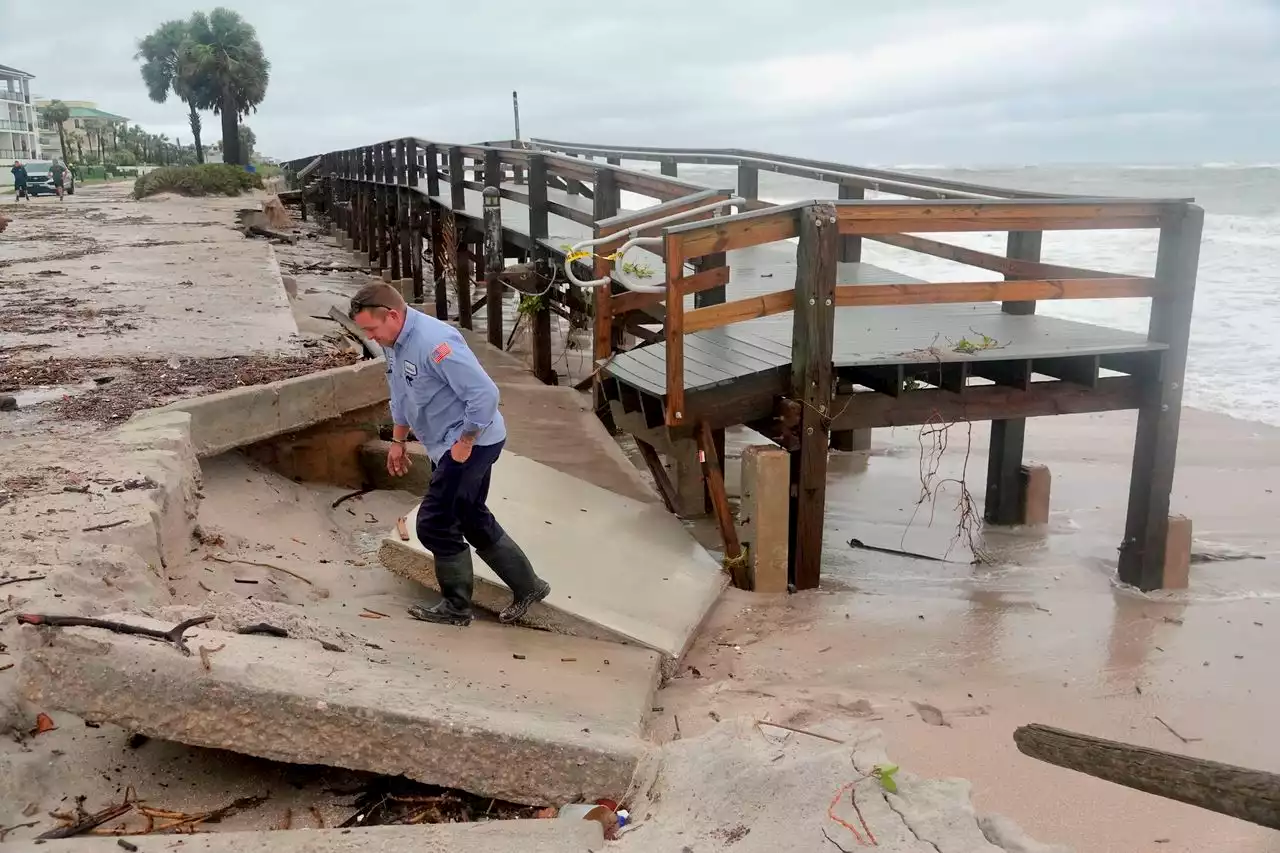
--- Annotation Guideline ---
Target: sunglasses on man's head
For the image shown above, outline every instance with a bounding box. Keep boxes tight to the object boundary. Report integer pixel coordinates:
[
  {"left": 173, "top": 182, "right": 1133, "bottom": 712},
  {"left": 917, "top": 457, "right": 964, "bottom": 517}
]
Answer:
[{"left": 347, "top": 298, "right": 397, "bottom": 320}]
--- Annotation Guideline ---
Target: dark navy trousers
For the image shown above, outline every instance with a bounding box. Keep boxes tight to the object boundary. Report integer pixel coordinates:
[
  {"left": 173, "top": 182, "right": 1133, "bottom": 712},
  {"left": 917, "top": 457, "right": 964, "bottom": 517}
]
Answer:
[{"left": 415, "top": 439, "right": 507, "bottom": 558}]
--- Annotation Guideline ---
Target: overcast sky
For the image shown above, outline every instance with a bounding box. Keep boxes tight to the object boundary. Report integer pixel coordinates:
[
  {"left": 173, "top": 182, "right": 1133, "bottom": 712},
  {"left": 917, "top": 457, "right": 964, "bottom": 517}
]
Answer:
[{"left": 6, "top": 0, "right": 1278, "bottom": 165}]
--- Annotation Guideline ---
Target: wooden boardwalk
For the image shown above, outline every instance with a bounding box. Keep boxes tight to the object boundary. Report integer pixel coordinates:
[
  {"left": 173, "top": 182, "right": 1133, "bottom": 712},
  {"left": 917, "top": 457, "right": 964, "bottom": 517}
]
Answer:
[{"left": 288, "top": 136, "right": 1204, "bottom": 596}]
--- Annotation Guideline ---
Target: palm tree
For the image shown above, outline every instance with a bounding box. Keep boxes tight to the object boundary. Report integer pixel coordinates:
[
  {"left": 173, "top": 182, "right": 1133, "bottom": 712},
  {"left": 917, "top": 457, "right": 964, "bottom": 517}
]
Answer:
[
  {"left": 42, "top": 100, "right": 71, "bottom": 162},
  {"left": 182, "top": 8, "right": 269, "bottom": 166},
  {"left": 136, "top": 19, "right": 207, "bottom": 163}
]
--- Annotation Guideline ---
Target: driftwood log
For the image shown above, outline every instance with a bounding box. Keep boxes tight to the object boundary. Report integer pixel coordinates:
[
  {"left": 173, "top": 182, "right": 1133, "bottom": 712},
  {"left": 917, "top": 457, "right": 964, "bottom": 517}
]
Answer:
[{"left": 1013, "top": 724, "right": 1280, "bottom": 829}]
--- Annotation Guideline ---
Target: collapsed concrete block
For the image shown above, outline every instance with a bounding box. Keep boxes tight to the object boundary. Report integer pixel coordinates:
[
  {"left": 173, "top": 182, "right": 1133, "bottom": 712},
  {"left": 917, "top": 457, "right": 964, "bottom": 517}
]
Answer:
[
  {"left": 161, "top": 383, "right": 281, "bottom": 456},
  {"left": 361, "top": 438, "right": 431, "bottom": 494},
  {"left": 275, "top": 372, "right": 340, "bottom": 430},
  {"left": 18, "top": 617, "right": 656, "bottom": 806},
  {"left": 0, "top": 818, "right": 604, "bottom": 852},
  {"left": 740, "top": 445, "right": 789, "bottom": 593},
  {"left": 1164, "top": 514, "right": 1193, "bottom": 590},
  {"left": 1020, "top": 464, "right": 1052, "bottom": 526},
  {"left": 378, "top": 452, "right": 727, "bottom": 661},
  {"left": 331, "top": 357, "right": 391, "bottom": 411}
]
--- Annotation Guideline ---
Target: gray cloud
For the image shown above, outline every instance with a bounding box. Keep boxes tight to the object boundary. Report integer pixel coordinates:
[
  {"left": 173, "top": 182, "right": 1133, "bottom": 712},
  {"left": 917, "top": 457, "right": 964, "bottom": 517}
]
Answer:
[{"left": 7, "top": 0, "right": 1277, "bottom": 164}]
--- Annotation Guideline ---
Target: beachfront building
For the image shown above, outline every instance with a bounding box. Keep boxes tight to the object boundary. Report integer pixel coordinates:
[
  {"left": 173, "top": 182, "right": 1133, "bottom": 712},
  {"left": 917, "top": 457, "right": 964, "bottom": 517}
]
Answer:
[
  {"left": 0, "top": 63, "right": 40, "bottom": 184},
  {"left": 34, "top": 100, "right": 128, "bottom": 163}
]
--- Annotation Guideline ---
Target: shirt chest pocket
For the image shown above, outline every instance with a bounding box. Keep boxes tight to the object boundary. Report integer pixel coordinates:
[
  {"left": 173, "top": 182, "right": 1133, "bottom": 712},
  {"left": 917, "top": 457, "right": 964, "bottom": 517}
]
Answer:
[{"left": 403, "top": 361, "right": 441, "bottom": 402}]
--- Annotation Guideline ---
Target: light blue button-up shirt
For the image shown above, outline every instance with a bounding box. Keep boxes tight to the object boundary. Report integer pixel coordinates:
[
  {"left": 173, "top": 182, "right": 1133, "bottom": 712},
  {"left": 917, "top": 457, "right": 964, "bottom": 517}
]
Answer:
[{"left": 385, "top": 308, "right": 506, "bottom": 464}]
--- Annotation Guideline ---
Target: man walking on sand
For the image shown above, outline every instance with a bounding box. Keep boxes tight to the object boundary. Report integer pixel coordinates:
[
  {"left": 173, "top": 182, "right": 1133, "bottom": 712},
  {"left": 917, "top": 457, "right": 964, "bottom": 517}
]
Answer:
[{"left": 348, "top": 282, "right": 551, "bottom": 626}]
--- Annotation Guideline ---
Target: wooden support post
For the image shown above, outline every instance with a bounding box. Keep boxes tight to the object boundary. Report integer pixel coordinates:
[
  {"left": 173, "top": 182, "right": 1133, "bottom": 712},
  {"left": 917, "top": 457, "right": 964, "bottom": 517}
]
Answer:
[
  {"left": 984, "top": 229, "right": 1044, "bottom": 525},
  {"left": 592, "top": 167, "right": 620, "bottom": 431},
  {"left": 737, "top": 164, "right": 758, "bottom": 202},
  {"left": 379, "top": 143, "right": 394, "bottom": 273},
  {"left": 482, "top": 186, "right": 504, "bottom": 349},
  {"left": 526, "top": 154, "right": 555, "bottom": 385},
  {"left": 447, "top": 146, "right": 472, "bottom": 329},
  {"left": 364, "top": 148, "right": 376, "bottom": 265},
  {"left": 1119, "top": 205, "right": 1203, "bottom": 591},
  {"left": 388, "top": 142, "right": 403, "bottom": 282},
  {"left": 635, "top": 438, "right": 679, "bottom": 513},
  {"left": 740, "top": 444, "right": 790, "bottom": 593},
  {"left": 671, "top": 439, "right": 706, "bottom": 518},
  {"left": 426, "top": 146, "right": 447, "bottom": 318},
  {"left": 697, "top": 421, "right": 745, "bottom": 586},
  {"left": 398, "top": 139, "right": 413, "bottom": 287},
  {"left": 1014, "top": 723, "right": 1280, "bottom": 830},
  {"left": 407, "top": 141, "right": 424, "bottom": 302},
  {"left": 606, "top": 156, "right": 620, "bottom": 166},
  {"left": 694, "top": 253, "right": 727, "bottom": 308},
  {"left": 789, "top": 203, "right": 837, "bottom": 591},
  {"left": 660, "top": 157, "right": 678, "bottom": 177},
  {"left": 837, "top": 183, "right": 864, "bottom": 261}
]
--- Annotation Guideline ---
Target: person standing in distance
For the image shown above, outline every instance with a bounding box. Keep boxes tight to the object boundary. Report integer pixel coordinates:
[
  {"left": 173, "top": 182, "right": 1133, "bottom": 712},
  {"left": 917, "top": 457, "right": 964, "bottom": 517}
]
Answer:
[{"left": 348, "top": 282, "right": 550, "bottom": 626}]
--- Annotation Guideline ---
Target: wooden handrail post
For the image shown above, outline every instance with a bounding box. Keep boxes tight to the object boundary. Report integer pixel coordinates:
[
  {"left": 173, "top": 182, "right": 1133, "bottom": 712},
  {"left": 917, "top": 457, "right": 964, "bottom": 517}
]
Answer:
[
  {"left": 664, "top": 234, "right": 686, "bottom": 426},
  {"left": 406, "top": 140, "right": 423, "bottom": 302},
  {"left": 447, "top": 145, "right": 472, "bottom": 329},
  {"left": 737, "top": 163, "right": 758, "bottom": 202},
  {"left": 789, "top": 203, "right": 838, "bottom": 590},
  {"left": 592, "top": 167, "right": 620, "bottom": 430},
  {"left": 660, "top": 156, "right": 678, "bottom": 177},
  {"left": 984, "top": 229, "right": 1044, "bottom": 526},
  {"left": 1119, "top": 204, "right": 1203, "bottom": 590},
  {"left": 482, "top": 185, "right": 504, "bottom": 349},
  {"left": 390, "top": 140, "right": 406, "bottom": 283},
  {"left": 362, "top": 147, "right": 375, "bottom": 263},
  {"left": 526, "top": 154, "right": 554, "bottom": 385}
]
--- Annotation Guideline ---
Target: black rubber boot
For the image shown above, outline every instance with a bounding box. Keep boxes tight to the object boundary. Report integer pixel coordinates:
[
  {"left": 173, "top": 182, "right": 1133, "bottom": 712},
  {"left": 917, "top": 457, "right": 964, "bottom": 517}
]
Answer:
[
  {"left": 477, "top": 534, "right": 551, "bottom": 624},
  {"left": 407, "top": 549, "right": 474, "bottom": 626}
]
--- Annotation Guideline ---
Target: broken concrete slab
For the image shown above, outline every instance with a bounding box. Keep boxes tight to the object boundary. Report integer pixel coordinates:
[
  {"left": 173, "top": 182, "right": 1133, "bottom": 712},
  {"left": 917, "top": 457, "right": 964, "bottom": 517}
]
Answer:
[
  {"left": 18, "top": 611, "right": 661, "bottom": 806},
  {"left": 378, "top": 451, "right": 727, "bottom": 661},
  {"left": 0, "top": 820, "right": 604, "bottom": 852},
  {"left": 140, "top": 358, "right": 389, "bottom": 456},
  {"left": 618, "top": 716, "right": 1064, "bottom": 853}
]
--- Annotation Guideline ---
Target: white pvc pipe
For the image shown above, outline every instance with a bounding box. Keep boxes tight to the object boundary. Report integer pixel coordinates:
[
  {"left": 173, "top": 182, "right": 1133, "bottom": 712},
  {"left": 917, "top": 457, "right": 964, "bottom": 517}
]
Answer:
[{"left": 562, "top": 196, "right": 746, "bottom": 290}]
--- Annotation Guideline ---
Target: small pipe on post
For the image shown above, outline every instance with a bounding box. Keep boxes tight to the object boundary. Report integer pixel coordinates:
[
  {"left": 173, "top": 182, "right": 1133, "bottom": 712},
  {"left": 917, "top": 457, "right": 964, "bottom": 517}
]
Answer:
[{"left": 482, "top": 187, "right": 504, "bottom": 349}]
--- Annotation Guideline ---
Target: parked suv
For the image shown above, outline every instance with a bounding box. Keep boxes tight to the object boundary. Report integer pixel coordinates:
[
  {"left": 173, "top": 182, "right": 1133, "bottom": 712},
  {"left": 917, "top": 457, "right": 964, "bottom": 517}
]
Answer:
[{"left": 22, "top": 161, "right": 74, "bottom": 196}]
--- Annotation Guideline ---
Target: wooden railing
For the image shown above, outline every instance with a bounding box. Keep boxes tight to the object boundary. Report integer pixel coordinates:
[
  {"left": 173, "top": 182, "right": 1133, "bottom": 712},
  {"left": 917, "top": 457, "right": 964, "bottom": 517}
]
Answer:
[{"left": 653, "top": 197, "right": 1196, "bottom": 427}]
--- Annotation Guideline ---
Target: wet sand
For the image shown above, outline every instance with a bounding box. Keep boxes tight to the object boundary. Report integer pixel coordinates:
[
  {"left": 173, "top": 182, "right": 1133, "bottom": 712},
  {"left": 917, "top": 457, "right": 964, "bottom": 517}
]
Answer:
[{"left": 660, "top": 407, "right": 1280, "bottom": 852}]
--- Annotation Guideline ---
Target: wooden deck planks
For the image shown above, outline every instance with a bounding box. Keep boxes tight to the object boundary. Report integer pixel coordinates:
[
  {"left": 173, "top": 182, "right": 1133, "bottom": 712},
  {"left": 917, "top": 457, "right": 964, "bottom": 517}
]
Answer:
[{"left": 605, "top": 303, "right": 1164, "bottom": 393}]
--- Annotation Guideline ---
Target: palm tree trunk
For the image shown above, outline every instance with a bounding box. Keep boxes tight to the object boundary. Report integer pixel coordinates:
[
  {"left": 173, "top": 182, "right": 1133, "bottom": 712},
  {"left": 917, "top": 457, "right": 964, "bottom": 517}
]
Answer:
[
  {"left": 221, "top": 89, "right": 240, "bottom": 165},
  {"left": 188, "top": 103, "right": 205, "bottom": 164},
  {"left": 57, "top": 127, "right": 69, "bottom": 162}
]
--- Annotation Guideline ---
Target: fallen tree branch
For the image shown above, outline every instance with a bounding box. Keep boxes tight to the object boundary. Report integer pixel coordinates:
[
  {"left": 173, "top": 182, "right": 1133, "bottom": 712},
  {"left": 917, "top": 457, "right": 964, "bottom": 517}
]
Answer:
[
  {"left": 38, "top": 802, "right": 132, "bottom": 839},
  {"left": 208, "top": 555, "right": 315, "bottom": 586},
  {"left": 756, "top": 720, "right": 846, "bottom": 744},
  {"left": 331, "top": 487, "right": 372, "bottom": 509},
  {"left": 1014, "top": 723, "right": 1280, "bottom": 829},
  {"left": 0, "top": 822, "right": 37, "bottom": 842},
  {"left": 0, "top": 575, "right": 46, "bottom": 589},
  {"left": 82, "top": 519, "right": 129, "bottom": 532},
  {"left": 16, "top": 614, "right": 213, "bottom": 657},
  {"left": 237, "top": 623, "right": 289, "bottom": 638}
]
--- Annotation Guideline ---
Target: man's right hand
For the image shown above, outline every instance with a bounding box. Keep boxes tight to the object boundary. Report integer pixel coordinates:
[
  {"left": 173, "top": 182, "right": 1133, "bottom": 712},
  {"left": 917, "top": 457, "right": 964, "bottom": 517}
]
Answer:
[{"left": 387, "top": 441, "right": 412, "bottom": 477}]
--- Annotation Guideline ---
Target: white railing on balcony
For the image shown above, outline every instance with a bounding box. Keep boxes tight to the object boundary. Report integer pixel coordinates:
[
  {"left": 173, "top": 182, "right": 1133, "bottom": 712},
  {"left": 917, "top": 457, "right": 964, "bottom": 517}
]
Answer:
[{"left": 0, "top": 90, "right": 25, "bottom": 103}]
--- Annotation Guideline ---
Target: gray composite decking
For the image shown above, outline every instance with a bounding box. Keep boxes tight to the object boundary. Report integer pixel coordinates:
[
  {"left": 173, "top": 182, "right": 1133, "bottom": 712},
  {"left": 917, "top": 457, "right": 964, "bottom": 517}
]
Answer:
[
  {"left": 413, "top": 176, "right": 1164, "bottom": 399},
  {"left": 602, "top": 257, "right": 1165, "bottom": 396}
]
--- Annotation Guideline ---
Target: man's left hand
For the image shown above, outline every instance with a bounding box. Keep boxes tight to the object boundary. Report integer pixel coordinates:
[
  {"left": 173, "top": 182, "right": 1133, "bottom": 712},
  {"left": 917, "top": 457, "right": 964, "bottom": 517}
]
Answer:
[{"left": 449, "top": 437, "right": 474, "bottom": 463}]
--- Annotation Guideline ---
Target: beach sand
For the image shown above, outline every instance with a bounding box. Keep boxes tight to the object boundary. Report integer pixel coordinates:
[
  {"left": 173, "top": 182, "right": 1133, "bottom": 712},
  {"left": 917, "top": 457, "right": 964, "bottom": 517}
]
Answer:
[{"left": 653, "top": 406, "right": 1280, "bottom": 852}]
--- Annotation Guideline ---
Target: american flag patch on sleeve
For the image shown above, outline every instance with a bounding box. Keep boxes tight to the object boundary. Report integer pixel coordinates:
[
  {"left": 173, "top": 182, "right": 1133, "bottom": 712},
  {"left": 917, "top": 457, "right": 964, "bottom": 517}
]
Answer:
[{"left": 431, "top": 342, "right": 452, "bottom": 364}]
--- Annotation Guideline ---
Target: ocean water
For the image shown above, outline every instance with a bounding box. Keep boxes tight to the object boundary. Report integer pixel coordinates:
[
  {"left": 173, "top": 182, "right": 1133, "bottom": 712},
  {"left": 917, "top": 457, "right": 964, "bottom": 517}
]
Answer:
[{"left": 616, "top": 162, "right": 1280, "bottom": 427}]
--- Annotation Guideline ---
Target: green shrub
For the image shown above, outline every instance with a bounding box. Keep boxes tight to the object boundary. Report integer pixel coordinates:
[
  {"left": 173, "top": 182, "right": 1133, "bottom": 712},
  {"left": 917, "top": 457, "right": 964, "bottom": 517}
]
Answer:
[{"left": 132, "top": 164, "right": 266, "bottom": 200}]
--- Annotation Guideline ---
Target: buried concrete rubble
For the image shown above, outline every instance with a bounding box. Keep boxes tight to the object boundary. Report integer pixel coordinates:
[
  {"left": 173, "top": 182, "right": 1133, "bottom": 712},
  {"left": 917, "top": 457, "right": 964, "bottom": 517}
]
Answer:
[
  {"left": 16, "top": 611, "right": 661, "bottom": 807},
  {"left": 0, "top": 821, "right": 605, "bottom": 852}
]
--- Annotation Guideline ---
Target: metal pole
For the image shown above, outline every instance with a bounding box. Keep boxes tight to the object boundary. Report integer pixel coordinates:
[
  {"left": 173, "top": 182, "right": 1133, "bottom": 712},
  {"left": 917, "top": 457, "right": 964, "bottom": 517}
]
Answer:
[{"left": 512, "top": 90, "right": 521, "bottom": 143}]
